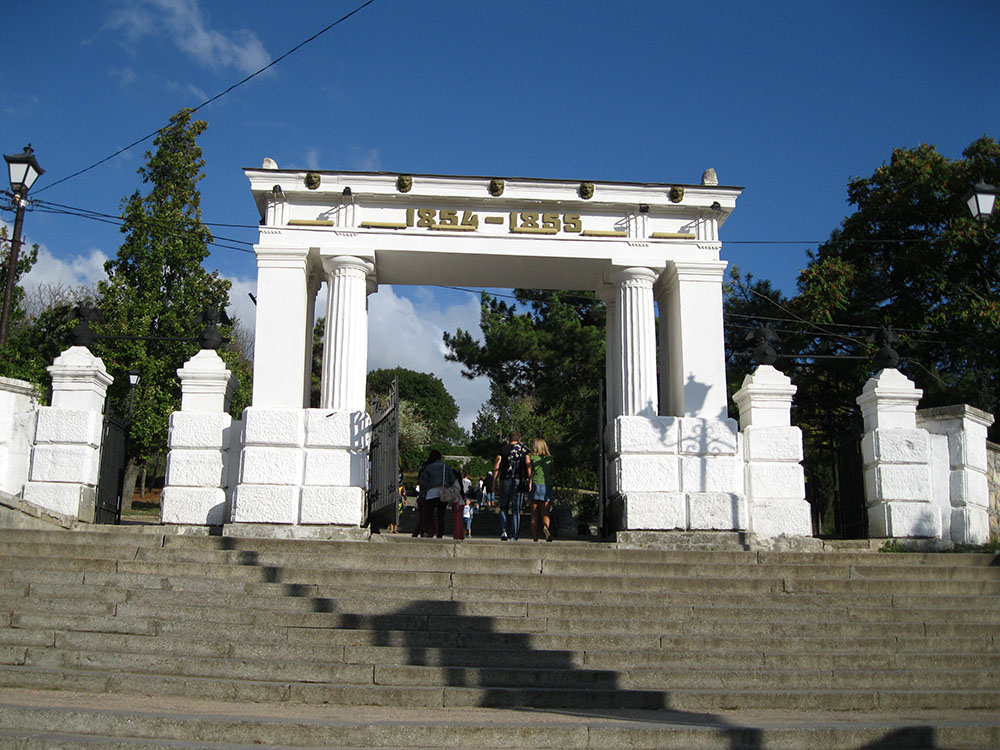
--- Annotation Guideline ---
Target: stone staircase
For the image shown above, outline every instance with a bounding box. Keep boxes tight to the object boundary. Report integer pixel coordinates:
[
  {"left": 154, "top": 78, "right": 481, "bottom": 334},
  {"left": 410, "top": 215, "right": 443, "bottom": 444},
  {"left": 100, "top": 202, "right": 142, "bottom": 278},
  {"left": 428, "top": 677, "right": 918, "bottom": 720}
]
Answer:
[{"left": 0, "top": 523, "right": 999, "bottom": 748}]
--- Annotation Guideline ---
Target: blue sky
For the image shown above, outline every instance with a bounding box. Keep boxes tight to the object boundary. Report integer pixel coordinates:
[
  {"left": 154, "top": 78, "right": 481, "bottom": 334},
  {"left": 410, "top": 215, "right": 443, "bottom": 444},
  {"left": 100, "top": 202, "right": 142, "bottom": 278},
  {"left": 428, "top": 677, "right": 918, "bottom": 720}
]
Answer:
[{"left": 3, "top": 1, "right": 998, "bottom": 429}]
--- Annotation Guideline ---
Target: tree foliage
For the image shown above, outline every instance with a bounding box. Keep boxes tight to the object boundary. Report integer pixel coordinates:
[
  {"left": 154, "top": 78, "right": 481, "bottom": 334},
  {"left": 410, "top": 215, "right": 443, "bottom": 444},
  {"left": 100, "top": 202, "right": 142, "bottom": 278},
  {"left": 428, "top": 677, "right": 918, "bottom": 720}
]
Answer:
[
  {"left": 367, "top": 366, "right": 464, "bottom": 456},
  {"left": 725, "top": 137, "right": 1000, "bottom": 535},
  {"left": 444, "top": 289, "right": 605, "bottom": 491},
  {"left": 93, "top": 109, "right": 235, "bottom": 502}
]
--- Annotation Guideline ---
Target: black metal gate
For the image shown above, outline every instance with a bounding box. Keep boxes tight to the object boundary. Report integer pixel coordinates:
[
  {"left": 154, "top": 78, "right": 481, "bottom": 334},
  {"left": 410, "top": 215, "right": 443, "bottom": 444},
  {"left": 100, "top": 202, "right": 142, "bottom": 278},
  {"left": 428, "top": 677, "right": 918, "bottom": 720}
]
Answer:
[
  {"left": 95, "top": 405, "right": 129, "bottom": 524},
  {"left": 833, "top": 436, "right": 867, "bottom": 539},
  {"left": 366, "top": 376, "right": 399, "bottom": 531}
]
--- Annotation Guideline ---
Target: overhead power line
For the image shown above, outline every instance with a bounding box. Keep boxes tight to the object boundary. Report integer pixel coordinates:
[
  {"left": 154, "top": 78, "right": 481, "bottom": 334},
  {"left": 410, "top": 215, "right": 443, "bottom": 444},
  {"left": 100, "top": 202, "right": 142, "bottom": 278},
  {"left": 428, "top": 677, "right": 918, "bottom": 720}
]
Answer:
[{"left": 36, "top": 0, "right": 378, "bottom": 195}]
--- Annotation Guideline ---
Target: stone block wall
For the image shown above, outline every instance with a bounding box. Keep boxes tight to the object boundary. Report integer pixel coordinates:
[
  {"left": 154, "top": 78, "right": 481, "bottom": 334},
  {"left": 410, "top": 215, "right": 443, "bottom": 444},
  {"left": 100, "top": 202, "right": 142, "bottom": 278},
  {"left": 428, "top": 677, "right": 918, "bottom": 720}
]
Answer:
[{"left": 0, "top": 377, "right": 40, "bottom": 497}]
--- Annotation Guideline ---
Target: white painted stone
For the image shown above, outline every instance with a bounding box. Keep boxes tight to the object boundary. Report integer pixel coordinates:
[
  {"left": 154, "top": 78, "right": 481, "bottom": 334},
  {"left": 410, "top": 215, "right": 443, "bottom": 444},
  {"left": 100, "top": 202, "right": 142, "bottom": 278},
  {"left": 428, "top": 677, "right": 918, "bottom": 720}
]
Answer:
[
  {"left": 165, "top": 450, "right": 227, "bottom": 488},
  {"left": 621, "top": 492, "right": 686, "bottom": 530},
  {"left": 304, "top": 409, "right": 371, "bottom": 450},
  {"left": 656, "top": 261, "right": 729, "bottom": 420},
  {"left": 746, "top": 463, "right": 805, "bottom": 500},
  {"left": 861, "top": 429, "right": 929, "bottom": 466},
  {"left": 177, "top": 349, "right": 237, "bottom": 413},
  {"left": 47, "top": 347, "right": 113, "bottom": 412},
  {"left": 681, "top": 455, "right": 742, "bottom": 493},
  {"left": 951, "top": 506, "right": 989, "bottom": 545},
  {"left": 168, "top": 412, "right": 234, "bottom": 450},
  {"left": 299, "top": 486, "right": 365, "bottom": 525},
  {"left": 678, "top": 417, "right": 738, "bottom": 456},
  {"left": 750, "top": 499, "right": 812, "bottom": 537},
  {"left": 867, "top": 464, "right": 931, "bottom": 502},
  {"left": 610, "top": 455, "right": 679, "bottom": 494},
  {"left": 927, "top": 433, "right": 951, "bottom": 542},
  {"left": 857, "top": 369, "right": 922, "bottom": 431},
  {"left": 238, "top": 446, "right": 303, "bottom": 486},
  {"left": 687, "top": 492, "right": 747, "bottom": 530},
  {"left": 302, "top": 448, "right": 367, "bottom": 487},
  {"left": 33, "top": 408, "right": 102, "bottom": 447},
  {"left": 161, "top": 486, "right": 228, "bottom": 525},
  {"left": 868, "top": 501, "right": 942, "bottom": 538},
  {"left": 27, "top": 444, "right": 99, "bottom": 485},
  {"left": 742, "top": 426, "right": 803, "bottom": 462},
  {"left": 242, "top": 408, "right": 305, "bottom": 447},
  {"left": 950, "top": 470, "right": 988, "bottom": 509},
  {"left": 732, "top": 365, "right": 796, "bottom": 428},
  {"left": 22, "top": 482, "right": 93, "bottom": 518},
  {"left": 232, "top": 484, "right": 299, "bottom": 523},
  {"left": 605, "top": 416, "right": 679, "bottom": 456}
]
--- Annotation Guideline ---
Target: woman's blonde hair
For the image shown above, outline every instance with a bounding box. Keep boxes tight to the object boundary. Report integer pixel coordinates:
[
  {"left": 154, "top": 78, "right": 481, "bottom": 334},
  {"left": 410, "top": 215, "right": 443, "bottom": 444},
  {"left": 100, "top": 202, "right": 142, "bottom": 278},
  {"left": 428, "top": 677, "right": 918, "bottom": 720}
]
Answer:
[{"left": 532, "top": 438, "right": 551, "bottom": 456}]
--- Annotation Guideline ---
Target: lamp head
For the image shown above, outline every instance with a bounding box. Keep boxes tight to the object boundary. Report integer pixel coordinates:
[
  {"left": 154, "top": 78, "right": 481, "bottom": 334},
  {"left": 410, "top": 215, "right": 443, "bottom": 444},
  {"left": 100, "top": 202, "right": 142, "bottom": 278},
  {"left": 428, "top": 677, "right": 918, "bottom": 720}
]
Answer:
[
  {"left": 4, "top": 145, "right": 44, "bottom": 196},
  {"left": 965, "top": 180, "right": 998, "bottom": 223}
]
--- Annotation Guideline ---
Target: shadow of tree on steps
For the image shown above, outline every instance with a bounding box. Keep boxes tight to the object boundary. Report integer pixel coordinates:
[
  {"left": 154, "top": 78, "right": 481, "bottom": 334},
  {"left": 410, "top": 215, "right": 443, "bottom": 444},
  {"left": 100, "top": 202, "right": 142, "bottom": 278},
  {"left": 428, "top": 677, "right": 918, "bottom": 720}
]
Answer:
[{"left": 225, "top": 544, "right": 953, "bottom": 749}]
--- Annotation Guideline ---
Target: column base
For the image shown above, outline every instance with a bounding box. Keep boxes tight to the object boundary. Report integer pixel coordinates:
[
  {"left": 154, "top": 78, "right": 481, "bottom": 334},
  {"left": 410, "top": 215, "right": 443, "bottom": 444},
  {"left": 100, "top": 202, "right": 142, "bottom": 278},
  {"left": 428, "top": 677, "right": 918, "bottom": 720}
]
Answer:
[
  {"left": 613, "top": 491, "right": 747, "bottom": 531},
  {"left": 951, "top": 506, "right": 989, "bottom": 545},
  {"left": 161, "top": 486, "right": 228, "bottom": 526},
  {"left": 22, "top": 482, "right": 96, "bottom": 521},
  {"left": 868, "top": 501, "right": 942, "bottom": 538},
  {"left": 749, "top": 498, "right": 812, "bottom": 537}
]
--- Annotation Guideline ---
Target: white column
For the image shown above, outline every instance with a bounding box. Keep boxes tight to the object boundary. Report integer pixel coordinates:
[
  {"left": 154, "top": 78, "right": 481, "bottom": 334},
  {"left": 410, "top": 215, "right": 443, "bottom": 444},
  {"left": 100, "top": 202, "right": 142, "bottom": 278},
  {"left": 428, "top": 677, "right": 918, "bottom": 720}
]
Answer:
[
  {"left": 656, "top": 260, "right": 729, "bottom": 419},
  {"left": 23, "top": 347, "right": 113, "bottom": 521},
  {"left": 857, "top": 369, "right": 941, "bottom": 538},
  {"left": 162, "top": 350, "right": 238, "bottom": 526},
  {"left": 917, "top": 405, "right": 995, "bottom": 545},
  {"left": 610, "top": 267, "right": 658, "bottom": 418},
  {"left": 251, "top": 247, "right": 310, "bottom": 408},
  {"left": 322, "top": 256, "right": 374, "bottom": 412},
  {"left": 733, "top": 365, "right": 811, "bottom": 537}
]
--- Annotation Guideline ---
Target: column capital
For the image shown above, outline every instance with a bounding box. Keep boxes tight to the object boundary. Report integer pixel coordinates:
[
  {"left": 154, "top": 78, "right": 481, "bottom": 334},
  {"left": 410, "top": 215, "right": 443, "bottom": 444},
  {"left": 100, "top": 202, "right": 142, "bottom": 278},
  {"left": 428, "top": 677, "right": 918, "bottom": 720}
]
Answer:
[
  {"left": 607, "top": 266, "right": 659, "bottom": 286},
  {"left": 657, "top": 260, "right": 728, "bottom": 294},
  {"left": 254, "top": 246, "right": 309, "bottom": 270},
  {"left": 321, "top": 255, "right": 375, "bottom": 277}
]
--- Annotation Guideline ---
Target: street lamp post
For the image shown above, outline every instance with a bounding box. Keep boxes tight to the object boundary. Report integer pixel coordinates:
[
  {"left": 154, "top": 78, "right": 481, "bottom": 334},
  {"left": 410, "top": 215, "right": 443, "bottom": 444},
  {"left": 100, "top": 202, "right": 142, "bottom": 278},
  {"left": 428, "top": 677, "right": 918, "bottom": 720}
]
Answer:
[
  {"left": 0, "top": 145, "right": 44, "bottom": 348},
  {"left": 965, "top": 180, "right": 999, "bottom": 223}
]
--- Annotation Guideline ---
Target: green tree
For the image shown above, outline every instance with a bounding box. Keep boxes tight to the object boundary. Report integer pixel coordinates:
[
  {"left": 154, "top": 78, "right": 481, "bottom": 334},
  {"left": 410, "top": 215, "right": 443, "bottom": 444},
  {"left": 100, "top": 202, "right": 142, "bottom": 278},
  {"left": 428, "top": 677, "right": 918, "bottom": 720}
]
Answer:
[
  {"left": 797, "top": 138, "right": 1000, "bottom": 439},
  {"left": 444, "top": 289, "right": 605, "bottom": 492},
  {"left": 367, "top": 367, "right": 464, "bottom": 444},
  {"left": 0, "top": 225, "right": 42, "bottom": 380},
  {"left": 94, "top": 108, "right": 233, "bottom": 509}
]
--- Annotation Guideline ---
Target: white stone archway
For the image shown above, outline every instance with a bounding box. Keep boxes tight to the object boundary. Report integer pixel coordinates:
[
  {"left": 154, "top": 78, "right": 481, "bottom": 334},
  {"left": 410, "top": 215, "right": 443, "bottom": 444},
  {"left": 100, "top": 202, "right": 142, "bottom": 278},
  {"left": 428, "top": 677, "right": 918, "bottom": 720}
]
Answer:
[{"left": 235, "top": 167, "right": 745, "bottom": 532}]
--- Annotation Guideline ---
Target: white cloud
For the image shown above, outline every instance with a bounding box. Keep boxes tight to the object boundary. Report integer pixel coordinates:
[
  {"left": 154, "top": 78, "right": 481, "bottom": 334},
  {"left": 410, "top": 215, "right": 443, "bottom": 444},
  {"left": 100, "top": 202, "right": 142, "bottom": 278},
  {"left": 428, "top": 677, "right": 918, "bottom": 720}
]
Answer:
[
  {"left": 22, "top": 245, "right": 109, "bottom": 292},
  {"left": 346, "top": 146, "right": 381, "bottom": 172},
  {"left": 107, "top": 0, "right": 271, "bottom": 75},
  {"left": 367, "top": 286, "right": 489, "bottom": 432}
]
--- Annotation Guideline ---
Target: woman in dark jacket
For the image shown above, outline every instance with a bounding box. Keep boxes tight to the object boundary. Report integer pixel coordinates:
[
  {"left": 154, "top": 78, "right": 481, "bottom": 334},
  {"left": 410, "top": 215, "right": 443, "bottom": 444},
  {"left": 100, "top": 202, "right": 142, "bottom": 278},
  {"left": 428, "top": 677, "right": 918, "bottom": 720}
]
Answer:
[{"left": 417, "top": 449, "right": 459, "bottom": 538}]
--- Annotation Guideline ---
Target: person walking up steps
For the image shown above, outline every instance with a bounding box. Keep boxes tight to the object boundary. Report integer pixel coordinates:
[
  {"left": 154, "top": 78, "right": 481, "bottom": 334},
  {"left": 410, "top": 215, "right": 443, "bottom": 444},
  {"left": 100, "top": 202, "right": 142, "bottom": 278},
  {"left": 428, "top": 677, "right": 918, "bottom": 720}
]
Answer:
[
  {"left": 492, "top": 431, "right": 531, "bottom": 541},
  {"left": 529, "top": 437, "right": 554, "bottom": 542}
]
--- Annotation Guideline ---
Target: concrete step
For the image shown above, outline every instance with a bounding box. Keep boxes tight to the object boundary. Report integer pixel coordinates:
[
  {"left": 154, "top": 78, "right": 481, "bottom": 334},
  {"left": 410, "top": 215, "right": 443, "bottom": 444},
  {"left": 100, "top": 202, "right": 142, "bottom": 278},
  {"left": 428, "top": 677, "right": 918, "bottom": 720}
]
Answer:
[{"left": 1, "top": 689, "right": 997, "bottom": 749}]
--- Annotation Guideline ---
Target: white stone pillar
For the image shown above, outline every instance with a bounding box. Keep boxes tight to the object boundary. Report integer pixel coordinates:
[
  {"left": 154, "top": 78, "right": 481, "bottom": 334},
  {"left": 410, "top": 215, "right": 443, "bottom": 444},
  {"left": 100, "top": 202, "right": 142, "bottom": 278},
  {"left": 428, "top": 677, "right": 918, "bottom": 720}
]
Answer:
[
  {"left": 655, "top": 260, "right": 729, "bottom": 419},
  {"left": 917, "top": 405, "right": 995, "bottom": 545},
  {"left": 0, "top": 377, "right": 39, "bottom": 497},
  {"left": 161, "top": 350, "right": 239, "bottom": 526},
  {"left": 733, "top": 365, "right": 811, "bottom": 537},
  {"left": 609, "top": 267, "right": 658, "bottom": 418},
  {"left": 321, "top": 256, "right": 374, "bottom": 411},
  {"left": 23, "top": 347, "right": 113, "bottom": 521},
  {"left": 251, "top": 247, "right": 310, "bottom": 408},
  {"left": 857, "top": 369, "right": 941, "bottom": 538}
]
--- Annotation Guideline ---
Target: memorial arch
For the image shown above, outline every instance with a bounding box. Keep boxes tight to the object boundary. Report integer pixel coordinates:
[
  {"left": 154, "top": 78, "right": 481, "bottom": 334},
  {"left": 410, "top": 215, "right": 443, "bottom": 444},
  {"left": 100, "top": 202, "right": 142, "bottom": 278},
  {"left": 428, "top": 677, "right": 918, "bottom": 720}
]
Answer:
[{"left": 222, "top": 165, "right": 756, "bottom": 535}]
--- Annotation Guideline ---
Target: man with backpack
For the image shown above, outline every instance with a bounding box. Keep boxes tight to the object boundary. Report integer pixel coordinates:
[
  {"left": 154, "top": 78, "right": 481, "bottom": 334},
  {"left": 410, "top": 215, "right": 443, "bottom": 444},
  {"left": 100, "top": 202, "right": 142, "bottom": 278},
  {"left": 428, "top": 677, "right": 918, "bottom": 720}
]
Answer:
[{"left": 492, "top": 431, "right": 532, "bottom": 541}]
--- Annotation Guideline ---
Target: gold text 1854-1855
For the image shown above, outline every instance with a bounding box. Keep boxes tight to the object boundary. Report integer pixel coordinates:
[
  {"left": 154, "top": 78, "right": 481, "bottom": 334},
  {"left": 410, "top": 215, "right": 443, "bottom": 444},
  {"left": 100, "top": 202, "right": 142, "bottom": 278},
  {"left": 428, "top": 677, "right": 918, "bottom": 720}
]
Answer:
[{"left": 403, "top": 208, "right": 582, "bottom": 234}]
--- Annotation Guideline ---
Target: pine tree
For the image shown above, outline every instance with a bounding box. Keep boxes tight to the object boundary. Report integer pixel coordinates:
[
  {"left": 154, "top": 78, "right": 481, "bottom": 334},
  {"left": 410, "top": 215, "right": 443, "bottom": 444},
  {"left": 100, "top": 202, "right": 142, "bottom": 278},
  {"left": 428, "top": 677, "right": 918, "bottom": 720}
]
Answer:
[{"left": 95, "top": 108, "right": 232, "bottom": 509}]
